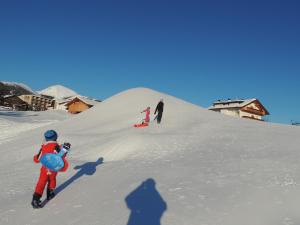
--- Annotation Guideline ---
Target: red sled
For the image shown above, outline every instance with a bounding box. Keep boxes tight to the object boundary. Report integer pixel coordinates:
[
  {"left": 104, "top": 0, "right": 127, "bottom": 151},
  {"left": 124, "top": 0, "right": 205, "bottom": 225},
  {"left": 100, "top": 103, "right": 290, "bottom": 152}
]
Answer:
[{"left": 134, "top": 123, "right": 149, "bottom": 128}]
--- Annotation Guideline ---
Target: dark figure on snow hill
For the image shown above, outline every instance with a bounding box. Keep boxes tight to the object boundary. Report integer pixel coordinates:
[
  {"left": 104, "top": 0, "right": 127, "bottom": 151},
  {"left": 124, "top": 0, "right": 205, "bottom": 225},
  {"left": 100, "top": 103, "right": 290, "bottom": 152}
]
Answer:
[
  {"left": 154, "top": 99, "right": 164, "bottom": 124},
  {"left": 31, "top": 130, "right": 70, "bottom": 209}
]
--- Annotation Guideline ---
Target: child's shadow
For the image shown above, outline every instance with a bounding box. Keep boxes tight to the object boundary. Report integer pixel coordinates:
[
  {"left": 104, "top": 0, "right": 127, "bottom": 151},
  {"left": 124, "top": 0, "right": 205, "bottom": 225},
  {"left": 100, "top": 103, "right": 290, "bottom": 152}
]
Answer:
[
  {"left": 55, "top": 157, "right": 104, "bottom": 194},
  {"left": 41, "top": 157, "right": 104, "bottom": 207}
]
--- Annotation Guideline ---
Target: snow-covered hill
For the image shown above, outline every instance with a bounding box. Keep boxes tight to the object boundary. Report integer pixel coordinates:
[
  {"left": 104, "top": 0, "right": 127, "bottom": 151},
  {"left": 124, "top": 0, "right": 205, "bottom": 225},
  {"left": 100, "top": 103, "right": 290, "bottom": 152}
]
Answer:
[
  {"left": 0, "top": 81, "right": 36, "bottom": 96},
  {"left": 38, "top": 85, "right": 78, "bottom": 99},
  {"left": 0, "top": 88, "right": 300, "bottom": 225}
]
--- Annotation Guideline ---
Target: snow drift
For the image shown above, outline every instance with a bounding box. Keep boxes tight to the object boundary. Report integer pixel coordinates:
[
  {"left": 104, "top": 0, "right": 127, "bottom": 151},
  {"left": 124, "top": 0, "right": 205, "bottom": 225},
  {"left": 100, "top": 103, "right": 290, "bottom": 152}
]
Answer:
[{"left": 0, "top": 87, "right": 300, "bottom": 225}]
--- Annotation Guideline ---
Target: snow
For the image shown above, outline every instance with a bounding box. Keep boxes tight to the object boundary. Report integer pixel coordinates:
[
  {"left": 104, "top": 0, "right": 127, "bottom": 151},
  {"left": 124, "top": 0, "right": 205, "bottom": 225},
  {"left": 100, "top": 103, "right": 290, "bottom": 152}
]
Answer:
[
  {"left": 0, "top": 106, "right": 12, "bottom": 111},
  {"left": 208, "top": 99, "right": 268, "bottom": 112},
  {"left": 0, "top": 87, "right": 300, "bottom": 225},
  {"left": 38, "top": 85, "right": 78, "bottom": 99},
  {"left": 0, "top": 110, "right": 70, "bottom": 145},
  {"left": 209, "top": 98, "right": 257, "bottom": 109}
]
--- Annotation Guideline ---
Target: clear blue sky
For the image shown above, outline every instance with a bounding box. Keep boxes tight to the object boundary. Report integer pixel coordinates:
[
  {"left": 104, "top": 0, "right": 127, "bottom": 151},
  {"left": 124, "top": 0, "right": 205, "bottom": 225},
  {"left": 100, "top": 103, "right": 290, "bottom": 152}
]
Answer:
[{"left": 0, "top": 0, "right": 299, "bottom": 124}]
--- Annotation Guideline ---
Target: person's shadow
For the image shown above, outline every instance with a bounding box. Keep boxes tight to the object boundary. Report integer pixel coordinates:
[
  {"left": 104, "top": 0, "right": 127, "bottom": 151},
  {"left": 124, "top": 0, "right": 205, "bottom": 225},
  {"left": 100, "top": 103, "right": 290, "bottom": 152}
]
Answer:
[
  {"left": 55, "top": 157, "right": 104, "bottom": 194},
  {"left": 125, "top": 178, "right": 167, "bottom": 225},
  {"left": 41, "top": 157, "right": 104, "bottom": 207}
]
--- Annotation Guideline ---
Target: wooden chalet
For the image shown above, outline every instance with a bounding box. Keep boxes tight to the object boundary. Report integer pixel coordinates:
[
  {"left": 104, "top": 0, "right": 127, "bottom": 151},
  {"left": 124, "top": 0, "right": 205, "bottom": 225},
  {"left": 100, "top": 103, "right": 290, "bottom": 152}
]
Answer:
[
  {"left": 65, "top": 96, "right": 98, "bottom": 114},
  {"left": 209, "top": 99, "right": 270, "bottom": 121}
]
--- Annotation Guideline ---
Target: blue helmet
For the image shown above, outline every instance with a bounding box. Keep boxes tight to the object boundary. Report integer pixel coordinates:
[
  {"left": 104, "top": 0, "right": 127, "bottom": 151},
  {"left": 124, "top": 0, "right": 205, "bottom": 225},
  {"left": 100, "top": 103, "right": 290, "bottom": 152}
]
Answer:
[{"left": 44, "top": 130, "right": 58, "bottom": 141}]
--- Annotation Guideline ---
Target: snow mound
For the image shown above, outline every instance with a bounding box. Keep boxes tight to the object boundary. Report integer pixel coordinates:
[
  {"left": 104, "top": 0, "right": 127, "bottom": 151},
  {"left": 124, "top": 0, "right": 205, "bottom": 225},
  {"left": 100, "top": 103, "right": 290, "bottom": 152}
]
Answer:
[
  {"left": 52, "top": 87, "right": 217, "bottom": 160},
  {"left": 38, "top": 85, "right": 78, "bottom": 99},
  {"left": 1, "top": 87, "right": 300, "bottom": 225}
]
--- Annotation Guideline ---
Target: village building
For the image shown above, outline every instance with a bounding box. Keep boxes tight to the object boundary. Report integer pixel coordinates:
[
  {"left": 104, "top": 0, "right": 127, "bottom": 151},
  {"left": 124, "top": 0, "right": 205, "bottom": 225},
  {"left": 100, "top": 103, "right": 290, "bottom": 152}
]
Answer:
[
  {"left": 65, "top": 96, "right": 100, "bottom": 114},
  {"left": 209, "top": 98, "right": 269, "bottom": 121},
  {"left": 2, "top": 95, "right": 30, "bottom": 111},
  {"left": 18, "top": 94, "right": 55, "bottom": 111}
]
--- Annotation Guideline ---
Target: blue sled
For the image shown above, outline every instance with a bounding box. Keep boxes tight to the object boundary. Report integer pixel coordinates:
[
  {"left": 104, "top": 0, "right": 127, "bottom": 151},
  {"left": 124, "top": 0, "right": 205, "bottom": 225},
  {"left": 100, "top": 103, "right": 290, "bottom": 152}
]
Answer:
[{"left": 40, "top": 149, "right": 68, "bottom": 172}]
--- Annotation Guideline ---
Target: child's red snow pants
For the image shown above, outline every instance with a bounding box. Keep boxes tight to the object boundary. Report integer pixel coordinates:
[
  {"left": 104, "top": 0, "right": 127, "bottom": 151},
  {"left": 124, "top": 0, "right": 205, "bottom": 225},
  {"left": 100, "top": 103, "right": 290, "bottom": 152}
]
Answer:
[{"left": 35, "top": 167, "right": 58, "bottom": 195}]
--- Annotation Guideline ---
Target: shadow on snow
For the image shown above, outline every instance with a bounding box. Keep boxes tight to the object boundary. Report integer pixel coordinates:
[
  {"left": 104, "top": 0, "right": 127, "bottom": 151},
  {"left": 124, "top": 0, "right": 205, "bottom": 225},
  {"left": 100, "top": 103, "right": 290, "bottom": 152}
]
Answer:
[
  {"left": 41, "top": 157, "right": 104, "bottom": 207},
  {"left": 55, "top": 157, "right": 104, "bottom": 194},
  {"left": 125, "top": 178, "right": 167, "bottom": 225}
]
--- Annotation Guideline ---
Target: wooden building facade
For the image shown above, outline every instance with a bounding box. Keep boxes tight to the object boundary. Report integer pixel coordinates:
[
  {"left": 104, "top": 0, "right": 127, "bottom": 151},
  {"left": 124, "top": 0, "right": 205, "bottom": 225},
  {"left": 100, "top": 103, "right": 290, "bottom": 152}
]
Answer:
[{"left": 65, "top": 97, "right": 95, "bottom": 114}]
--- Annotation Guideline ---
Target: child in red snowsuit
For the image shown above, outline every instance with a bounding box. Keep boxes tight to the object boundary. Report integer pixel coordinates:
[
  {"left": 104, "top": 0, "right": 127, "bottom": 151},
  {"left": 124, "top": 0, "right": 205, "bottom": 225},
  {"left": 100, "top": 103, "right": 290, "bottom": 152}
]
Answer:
[
  {"left": 141, "top": 107, "right": 151, "bottom": 124},
  {"left": 31, "top": 130, "right": 70, "bottom": 208}
]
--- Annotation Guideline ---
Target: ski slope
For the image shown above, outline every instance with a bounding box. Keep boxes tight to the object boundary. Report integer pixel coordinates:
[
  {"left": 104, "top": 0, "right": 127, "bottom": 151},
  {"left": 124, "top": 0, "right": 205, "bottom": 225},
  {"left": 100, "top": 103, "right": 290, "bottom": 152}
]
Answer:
[{"left": 0, "top": 88, "right": 300, "bottom": 225}]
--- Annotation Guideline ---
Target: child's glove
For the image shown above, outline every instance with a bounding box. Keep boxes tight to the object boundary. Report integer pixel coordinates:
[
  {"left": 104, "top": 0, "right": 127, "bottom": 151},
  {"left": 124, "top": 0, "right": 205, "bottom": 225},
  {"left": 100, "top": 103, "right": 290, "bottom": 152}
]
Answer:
[
  {"left": 33, "top": 149, "right": 42, "bottom": 163},
  {"left": 59, "top": 143, "right": 71, "bottom": 157},
  {"left": 63, "top": 142, "right": 71, "bottom": 151},
  {"left": 33, "top": 154, "right": 40, "bottom": 163}
]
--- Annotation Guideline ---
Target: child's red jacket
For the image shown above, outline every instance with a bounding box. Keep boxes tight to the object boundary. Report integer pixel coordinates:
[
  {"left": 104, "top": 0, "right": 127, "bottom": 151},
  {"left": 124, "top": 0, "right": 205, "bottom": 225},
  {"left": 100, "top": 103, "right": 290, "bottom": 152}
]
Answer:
[{"left": 33, "top": 141, "right": 68, "bottom": 172}]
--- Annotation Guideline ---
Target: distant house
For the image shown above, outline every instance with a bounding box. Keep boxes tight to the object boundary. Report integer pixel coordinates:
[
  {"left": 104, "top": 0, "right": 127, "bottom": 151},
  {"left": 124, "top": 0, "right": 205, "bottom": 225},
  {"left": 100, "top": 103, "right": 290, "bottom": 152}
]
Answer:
[
  {"left": 18, "top": 94, "right": 55, "bottom": 111},
  {"left": 209, "top": 99, "right": 269, "bottom": 121},
  {"left": 65, "top": 96, "right": 100, "bottom": 114},
  {"left": 2, "top": 95, "right": 30, "bottom": 111}
]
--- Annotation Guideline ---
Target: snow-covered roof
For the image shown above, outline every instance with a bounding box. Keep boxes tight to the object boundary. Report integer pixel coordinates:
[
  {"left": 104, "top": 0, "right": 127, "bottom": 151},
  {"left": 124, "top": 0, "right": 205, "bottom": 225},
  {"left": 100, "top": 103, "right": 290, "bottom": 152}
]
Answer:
[
  {"left": 65, "top": 96, "right": 100, "bottom": 106},
  {"left": 57, "top": 100, "right": 70, "bottom": 105},
  {"left": 56, "top": 96, "right": 74, "bottom": 104},
  {"left": 0, "top": 106, "right": 12, "bottom": 111},
  {"left": 3, "top": 94, "right": 15, "bottom": 99},
  {"left": 209, "top": 99, "right": 257, "bottom": 110}
]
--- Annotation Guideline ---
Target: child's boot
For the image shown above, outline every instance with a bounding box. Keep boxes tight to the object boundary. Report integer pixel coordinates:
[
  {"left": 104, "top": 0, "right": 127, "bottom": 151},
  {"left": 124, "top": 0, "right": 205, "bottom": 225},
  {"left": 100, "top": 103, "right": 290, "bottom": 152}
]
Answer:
[
  {"left": 47, "top": 189, "right": 55, "bottom": 200},
  {"left": 31, "top": 193, "right": 42, "bottom": 208}
]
